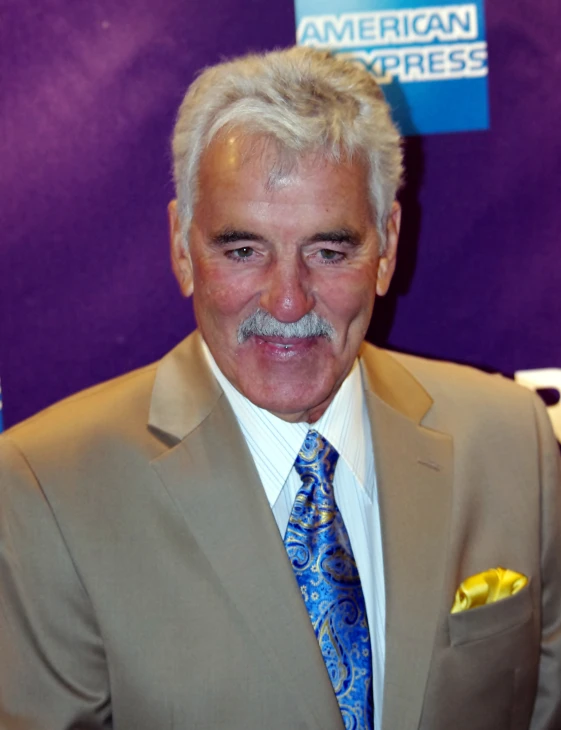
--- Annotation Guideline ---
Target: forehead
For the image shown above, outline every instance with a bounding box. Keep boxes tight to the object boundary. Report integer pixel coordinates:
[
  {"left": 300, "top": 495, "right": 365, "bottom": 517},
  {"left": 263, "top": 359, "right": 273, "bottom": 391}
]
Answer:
[{"left": 195, "top": 132, "right": 374, "bottom": 228}]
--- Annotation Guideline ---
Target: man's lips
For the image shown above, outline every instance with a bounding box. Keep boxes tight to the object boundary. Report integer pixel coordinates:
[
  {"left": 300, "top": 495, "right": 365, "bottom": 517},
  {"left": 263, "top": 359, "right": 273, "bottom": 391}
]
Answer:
[
  {"left": 249, "top": 335, "right": 322, "bottom": 359},
  {"left": 257, "top": 336, "right": 314, "bottom": 347}
]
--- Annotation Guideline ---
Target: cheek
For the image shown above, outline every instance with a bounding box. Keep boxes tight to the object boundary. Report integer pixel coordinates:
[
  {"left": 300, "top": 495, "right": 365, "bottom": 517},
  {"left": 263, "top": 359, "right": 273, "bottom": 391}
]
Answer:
[
  {"left": 193, "top": 259, "right": 259, "bottom": 317},
  {"left": 318, "top": 269, "right": 378, "bottom": 324}
]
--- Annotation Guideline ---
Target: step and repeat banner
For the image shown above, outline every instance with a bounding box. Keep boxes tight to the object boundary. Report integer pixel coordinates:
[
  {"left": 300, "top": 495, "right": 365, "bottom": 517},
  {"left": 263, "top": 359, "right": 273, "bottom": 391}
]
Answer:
[
  {"left": 295, "top": 0, "right": 490, "bottom": 135},
  {"left": 0, "top": 0, "right": 560, "bottom": 437}
]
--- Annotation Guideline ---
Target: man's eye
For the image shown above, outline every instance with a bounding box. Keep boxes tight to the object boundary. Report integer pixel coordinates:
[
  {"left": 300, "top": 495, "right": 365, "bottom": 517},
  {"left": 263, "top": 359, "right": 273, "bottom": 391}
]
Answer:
[
  {"left": 319, "top": 248, "right": 344, "bottom": 262},
  {"left": 228, "top": 246, "right": 254, "bottom": 261}
]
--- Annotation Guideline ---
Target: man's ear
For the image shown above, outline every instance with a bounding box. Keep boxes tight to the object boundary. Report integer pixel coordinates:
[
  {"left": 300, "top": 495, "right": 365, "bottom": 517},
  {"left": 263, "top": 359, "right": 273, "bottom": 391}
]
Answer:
[
  {"left": 376, "top": 201, "right": 401, "bottom": 296},
  {"left": 168, "top": 200, "right": 193, "bottom": 297}
]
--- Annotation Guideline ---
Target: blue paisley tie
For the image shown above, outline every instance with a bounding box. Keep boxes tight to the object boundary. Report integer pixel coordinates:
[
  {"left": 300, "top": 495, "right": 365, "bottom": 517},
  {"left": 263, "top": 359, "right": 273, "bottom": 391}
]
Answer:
[{"left": 284, "top": 429, "right": 374, "bottom": 730}]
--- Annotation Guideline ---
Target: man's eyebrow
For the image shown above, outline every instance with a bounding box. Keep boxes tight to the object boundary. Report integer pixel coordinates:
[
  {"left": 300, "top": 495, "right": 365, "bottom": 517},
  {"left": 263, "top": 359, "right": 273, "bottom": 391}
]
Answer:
[
  {"left": 307, "top": 229, "right": 361, "bottom": 246},
  {"left": 211, "top": 229, "right": 265, "bottom": 246}
]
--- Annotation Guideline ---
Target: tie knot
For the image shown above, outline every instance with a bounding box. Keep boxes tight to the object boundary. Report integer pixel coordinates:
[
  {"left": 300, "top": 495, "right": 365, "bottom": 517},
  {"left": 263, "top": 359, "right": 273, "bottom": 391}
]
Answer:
[{"left": 294, "top": 429, "right": 339, "bottom": 484}]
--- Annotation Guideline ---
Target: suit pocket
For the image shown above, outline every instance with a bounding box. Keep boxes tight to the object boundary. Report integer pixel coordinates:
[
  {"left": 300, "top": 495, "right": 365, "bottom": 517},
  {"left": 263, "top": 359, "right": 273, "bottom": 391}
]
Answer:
[{"left": 448, "top": 582, "right": 533, "bottom": 647}]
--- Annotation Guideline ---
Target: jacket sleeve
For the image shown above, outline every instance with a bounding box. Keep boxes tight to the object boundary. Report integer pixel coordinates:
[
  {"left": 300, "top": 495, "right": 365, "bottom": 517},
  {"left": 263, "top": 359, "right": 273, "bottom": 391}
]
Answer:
[
  {"left": 529, "top": 395, "right": 561, "bottom": 730},
  {"left": 0, "top": 436, "right": 110, "bottom": 730}
]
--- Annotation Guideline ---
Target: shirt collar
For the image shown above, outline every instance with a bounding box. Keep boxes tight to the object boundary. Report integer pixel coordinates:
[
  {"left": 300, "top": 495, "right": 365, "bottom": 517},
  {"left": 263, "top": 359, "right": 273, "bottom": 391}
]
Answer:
[{"left": 201, "top": 340, "right": 374, "bottom": 506}]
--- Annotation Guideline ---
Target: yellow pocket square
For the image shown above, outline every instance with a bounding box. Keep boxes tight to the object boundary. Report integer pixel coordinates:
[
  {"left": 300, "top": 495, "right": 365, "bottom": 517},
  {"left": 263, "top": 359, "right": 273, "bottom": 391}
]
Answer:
[{"left": 451, "top": 567, "right": 528, "bottom": 614}]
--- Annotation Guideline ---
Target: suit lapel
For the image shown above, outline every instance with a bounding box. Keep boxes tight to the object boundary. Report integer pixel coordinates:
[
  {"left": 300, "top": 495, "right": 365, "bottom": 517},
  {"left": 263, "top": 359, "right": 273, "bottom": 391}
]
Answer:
[
  {"left": 361, "top": 348, "right": 453, "bottom": 730},
  {"left": 148, "top": 333, "right": 343, "bottom": 730}
]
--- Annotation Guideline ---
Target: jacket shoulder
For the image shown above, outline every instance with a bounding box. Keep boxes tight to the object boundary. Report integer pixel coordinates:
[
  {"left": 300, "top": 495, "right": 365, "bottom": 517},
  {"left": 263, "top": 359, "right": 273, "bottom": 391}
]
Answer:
[
  {"left": 360, "top": 343, "right": 542, "bottom": 436},
  {"left": 377, "top": 346, "right": 530, "bottom": 406},
  {"left": 3, "top": 363, "right": 159, "bottom": 460}
]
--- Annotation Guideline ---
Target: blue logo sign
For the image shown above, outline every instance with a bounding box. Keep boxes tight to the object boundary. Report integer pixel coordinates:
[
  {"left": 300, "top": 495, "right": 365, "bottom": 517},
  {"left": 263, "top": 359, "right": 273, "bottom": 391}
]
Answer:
[{"left": 295, "top": 0, "right": 489, "bottom": 136}]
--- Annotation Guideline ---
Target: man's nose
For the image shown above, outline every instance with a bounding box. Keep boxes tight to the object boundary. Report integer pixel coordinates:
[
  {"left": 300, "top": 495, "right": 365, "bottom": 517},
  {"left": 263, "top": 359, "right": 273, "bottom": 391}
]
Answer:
[{"left": 259, "top": 259, "right": 314, "bottom": 323}]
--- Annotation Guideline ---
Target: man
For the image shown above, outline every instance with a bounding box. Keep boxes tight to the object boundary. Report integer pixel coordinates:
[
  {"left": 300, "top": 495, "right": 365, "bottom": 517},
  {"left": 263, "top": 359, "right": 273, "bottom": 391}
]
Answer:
[{"left": 0, "top": 47, "right": 559, "bottom": 730}]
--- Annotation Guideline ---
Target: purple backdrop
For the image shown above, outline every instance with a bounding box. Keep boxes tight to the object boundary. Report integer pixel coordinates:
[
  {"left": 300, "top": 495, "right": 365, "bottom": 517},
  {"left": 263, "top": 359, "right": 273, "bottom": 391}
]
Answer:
[{"left": 1, "top": 0, "right": 560, "bottom": 429}]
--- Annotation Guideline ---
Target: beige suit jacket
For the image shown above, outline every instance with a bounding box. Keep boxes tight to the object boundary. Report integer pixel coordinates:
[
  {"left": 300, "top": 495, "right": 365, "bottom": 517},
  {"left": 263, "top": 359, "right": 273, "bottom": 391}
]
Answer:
[{"left": 0, "top": 332, "right": 560, "bottom": 730}]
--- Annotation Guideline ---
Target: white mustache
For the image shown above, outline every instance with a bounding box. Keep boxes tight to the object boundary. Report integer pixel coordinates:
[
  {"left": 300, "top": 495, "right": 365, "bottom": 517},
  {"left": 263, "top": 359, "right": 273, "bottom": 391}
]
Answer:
[{"left": 237, "top": 309, "right": 335, "bottom": 344}]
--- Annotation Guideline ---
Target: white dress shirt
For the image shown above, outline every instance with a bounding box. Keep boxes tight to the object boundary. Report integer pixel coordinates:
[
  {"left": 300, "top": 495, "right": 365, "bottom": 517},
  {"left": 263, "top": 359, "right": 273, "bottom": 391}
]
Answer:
[{"left": 203, "top": 342, "right": 386, "bottom": 730}]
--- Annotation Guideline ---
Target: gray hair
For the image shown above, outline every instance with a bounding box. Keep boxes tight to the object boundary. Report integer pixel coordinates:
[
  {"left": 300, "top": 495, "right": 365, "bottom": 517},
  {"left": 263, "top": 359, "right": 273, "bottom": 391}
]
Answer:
[
  {"left": 171, "top": 46, "right": 403, "bottom": 251},
  {"left": 237, "top": 308, "right": 335, "bottom": 344}
]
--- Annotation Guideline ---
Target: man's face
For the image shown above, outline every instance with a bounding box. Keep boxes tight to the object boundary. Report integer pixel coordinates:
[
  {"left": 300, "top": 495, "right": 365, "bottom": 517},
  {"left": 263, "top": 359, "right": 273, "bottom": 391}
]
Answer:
[{"left": 169, "top": 133, "right": 400, "bottom": 423}]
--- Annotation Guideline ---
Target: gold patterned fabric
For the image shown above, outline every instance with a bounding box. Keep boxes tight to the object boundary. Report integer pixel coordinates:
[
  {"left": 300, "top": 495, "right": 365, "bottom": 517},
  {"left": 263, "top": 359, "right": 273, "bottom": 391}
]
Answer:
[{"left": 451, "top": 567, "right": 528, "bottom": 613}]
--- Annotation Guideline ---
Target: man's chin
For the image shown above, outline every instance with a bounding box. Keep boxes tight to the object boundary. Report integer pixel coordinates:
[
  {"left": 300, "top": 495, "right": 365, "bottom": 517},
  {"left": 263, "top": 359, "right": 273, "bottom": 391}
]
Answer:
[
  {"left": 235, "top": 369, "right": 337, "bottom": 423},
  {"left": 214, "top": 336, "right": 344, "bottom": 421}
]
